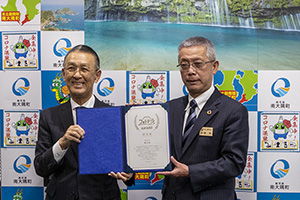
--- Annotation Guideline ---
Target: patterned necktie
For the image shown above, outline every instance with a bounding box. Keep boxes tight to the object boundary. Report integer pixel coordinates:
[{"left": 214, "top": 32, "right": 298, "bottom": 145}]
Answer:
[{"left": 183, "top": 99, "right": 197, "bottom": 142}]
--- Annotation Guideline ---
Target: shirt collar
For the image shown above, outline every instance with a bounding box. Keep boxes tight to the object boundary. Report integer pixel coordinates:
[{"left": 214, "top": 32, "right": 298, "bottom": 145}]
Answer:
[
  {"left": 185, "top": 85, "right": 215, "bottom": 111},
  {"left": 70, "top": 95, "right": 95, "bottom": 110}
]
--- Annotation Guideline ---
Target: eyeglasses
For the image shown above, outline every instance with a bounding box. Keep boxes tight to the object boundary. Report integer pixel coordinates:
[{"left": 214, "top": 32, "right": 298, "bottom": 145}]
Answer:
[
  {"left": 177, "top": 60, "right": 215, "bottom": 71},
  {"left": 64, "top": 66, "right": 91, "bottom": 74}
]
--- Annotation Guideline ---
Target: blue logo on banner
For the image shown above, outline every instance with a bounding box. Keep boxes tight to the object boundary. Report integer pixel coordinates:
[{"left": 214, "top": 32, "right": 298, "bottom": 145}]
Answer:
[
  {"left": 145, "top": 197, "right": 157, "bottom": 200},
  {"left": 270, "top": 159, "right": 290, "bottom": 179},
  {"left": 13, "top": 155, "right": 32, "bottom": 173},
  {"left": 97, "top": 78, "right": 115, "bottom": 97},
  {"left": 183, "top": 85, "right": 188, "bottom": 95},
  {"left": 271, "top": 78, "right": 290, "bottom": 97},
  {"left": 12, "top": 77, "right": 30, "bottom": 96},
  {"left": 53, "top": 38, "right": 72, "bottom": 57}
]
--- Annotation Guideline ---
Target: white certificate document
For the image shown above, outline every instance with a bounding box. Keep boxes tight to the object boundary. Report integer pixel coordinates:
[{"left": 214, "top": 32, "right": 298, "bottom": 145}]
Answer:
[{"left": 125, "top": 104, "right": 170, "bottom": 171}]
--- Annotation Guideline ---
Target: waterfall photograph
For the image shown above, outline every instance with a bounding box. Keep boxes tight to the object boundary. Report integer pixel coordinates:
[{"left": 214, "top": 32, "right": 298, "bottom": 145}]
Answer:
[{"left": 84, "top": 0, "right": 300, "bottom": 70}]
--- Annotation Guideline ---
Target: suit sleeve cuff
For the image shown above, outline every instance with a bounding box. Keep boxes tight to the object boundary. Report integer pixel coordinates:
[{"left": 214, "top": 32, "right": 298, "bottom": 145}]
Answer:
[
  {"left": 124, "top": 172, "right": 135, "bottom": 187},
  {"left": 189, "top": 165, "right": 212, "bottom": 192},
  {"left": 52, "top": 140, "right": 68, "bottom": 163}
]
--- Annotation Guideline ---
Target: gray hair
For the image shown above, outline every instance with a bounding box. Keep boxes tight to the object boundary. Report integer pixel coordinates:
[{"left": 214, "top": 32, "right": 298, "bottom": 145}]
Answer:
[{"left": 178, "top": 36, "right": 216, "bottom": 61}]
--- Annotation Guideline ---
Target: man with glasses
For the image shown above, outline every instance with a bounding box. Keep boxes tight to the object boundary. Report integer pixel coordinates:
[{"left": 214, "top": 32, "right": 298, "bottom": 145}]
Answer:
[
  {"left": 34, "top": 45, "right": 133, "bottom": 200},
  {"left": 157, "top": 36, "right": 249, "bottom": 200}
]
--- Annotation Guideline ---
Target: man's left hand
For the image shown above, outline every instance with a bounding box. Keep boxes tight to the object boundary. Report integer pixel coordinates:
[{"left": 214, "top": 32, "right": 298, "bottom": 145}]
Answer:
[{"left": 156, "top": 156, "right": 189, "bottom": 177}]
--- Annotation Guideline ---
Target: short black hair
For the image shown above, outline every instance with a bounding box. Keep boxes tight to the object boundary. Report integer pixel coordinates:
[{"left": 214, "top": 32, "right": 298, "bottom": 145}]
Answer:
[{"left": 63, "top": 44, "right": 100, "bottom": 70}]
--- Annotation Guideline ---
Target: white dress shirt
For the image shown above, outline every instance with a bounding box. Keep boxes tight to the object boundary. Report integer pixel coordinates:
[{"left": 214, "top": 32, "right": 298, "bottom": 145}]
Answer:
[{"left": 182, "top": 85, "right": 215, "bottom": 136}]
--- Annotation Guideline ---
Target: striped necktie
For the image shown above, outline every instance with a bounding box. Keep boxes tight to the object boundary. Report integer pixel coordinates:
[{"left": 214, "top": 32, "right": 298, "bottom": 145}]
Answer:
[{"left": 183, "top": 99, "right": 197, "bottom": 142}]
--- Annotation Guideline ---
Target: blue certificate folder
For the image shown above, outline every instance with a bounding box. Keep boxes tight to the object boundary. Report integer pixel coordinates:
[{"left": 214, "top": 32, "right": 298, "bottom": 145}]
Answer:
[
  {"left": 77, "top": 104, "right": 171, "bottom": 175},
  {"left": 77, "top": 106, "right": 127, "bottom": 174}
]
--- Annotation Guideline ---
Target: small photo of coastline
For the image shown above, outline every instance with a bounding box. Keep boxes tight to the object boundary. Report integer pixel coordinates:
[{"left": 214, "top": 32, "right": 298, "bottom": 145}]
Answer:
[{"left": 41, "top": 0, "right": 84, "bottom": 31}]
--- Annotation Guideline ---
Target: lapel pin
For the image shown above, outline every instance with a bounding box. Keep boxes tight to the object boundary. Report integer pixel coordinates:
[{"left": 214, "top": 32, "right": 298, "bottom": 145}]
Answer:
[{"left": 207, "top": 110, "right": 212, "bottom": 115}]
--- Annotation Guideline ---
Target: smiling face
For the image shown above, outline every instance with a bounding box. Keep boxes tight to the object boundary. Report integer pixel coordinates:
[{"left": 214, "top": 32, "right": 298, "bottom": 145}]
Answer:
[
  {"left": 62, "top": 51, "right": 101, "bottom": 105},
  {"left": 179, "top": 45, "right": 219, "bottom": 98}
]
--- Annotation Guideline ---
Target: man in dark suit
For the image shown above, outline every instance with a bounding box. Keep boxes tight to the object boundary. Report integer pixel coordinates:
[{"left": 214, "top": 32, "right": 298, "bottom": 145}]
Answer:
[
  {"left": 157, "top": 36, "right": 249, "bottom": 199},
  {"left": 34, "top": 45, "right": 133, "bottom": 200}
]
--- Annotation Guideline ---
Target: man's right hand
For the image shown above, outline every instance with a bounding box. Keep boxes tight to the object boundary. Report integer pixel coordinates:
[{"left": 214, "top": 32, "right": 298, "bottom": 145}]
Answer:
[{"left": 59, "top": 125, "right": 85, "bottom": 150}]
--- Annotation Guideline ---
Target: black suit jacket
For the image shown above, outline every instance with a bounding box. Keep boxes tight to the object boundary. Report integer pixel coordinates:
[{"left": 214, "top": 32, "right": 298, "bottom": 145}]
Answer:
[
  {"left": 34, "top": 98, "right": 126, "bottom": 200},
  {"left": 162, "top": 88, "right": 249, "bottom": 200}
]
